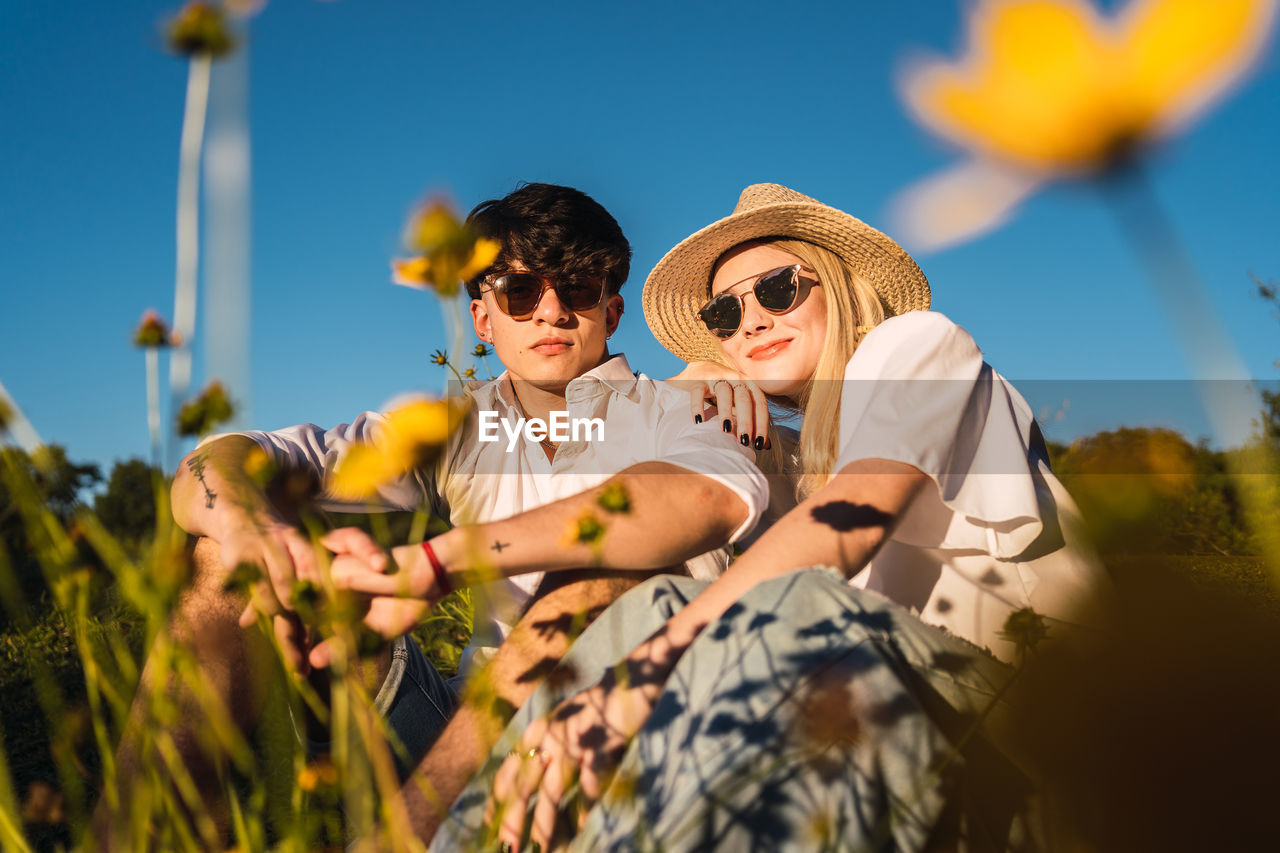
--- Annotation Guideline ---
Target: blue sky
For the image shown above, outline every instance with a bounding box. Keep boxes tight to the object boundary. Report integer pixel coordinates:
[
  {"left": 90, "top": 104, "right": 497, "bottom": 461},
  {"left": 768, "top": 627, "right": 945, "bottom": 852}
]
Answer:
[{"left": 3, "top": 0, "right": 1279, "bottom": 471}]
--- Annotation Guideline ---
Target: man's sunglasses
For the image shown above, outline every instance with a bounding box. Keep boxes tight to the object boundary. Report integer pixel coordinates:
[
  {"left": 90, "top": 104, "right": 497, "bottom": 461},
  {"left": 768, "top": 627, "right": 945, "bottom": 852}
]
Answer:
[
  {"left": 697, "top": 264, "right": 820, "bottom": 339},
  {"left": 479, "top": 272, "right": 605, "bottom": 320}
]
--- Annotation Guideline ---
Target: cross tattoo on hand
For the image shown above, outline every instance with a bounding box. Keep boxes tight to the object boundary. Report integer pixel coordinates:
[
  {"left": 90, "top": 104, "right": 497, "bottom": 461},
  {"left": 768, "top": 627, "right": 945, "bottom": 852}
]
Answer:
[{"left": 491, "top": 540, "right": 510, "bottom": 553}]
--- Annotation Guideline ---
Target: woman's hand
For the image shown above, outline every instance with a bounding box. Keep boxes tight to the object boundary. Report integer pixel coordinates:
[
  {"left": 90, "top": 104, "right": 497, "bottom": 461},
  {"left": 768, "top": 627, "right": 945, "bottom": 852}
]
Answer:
[
  {"left": 670, "top": 361, "right": 771, "bottom": 450},
  {"left": 486, "top": 677, "right": 659, "bottom": 852}
]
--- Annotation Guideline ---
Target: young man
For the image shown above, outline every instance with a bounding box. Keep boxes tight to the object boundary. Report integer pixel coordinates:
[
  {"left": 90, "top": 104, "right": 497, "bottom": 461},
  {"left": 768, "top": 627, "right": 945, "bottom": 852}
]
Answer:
[{"left": 94, "top": 183, "right": 766, "bottom": 848}]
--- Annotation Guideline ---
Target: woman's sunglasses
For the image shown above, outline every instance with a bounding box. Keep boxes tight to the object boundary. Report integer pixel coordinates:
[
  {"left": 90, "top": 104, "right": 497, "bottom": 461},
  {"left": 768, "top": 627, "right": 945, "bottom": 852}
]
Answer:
[
  {"left": 480, "top": 272, "right": 605, "bottom": 320},
  {"left": 697, "top": 264, "right": 820, "bottom": 339}
]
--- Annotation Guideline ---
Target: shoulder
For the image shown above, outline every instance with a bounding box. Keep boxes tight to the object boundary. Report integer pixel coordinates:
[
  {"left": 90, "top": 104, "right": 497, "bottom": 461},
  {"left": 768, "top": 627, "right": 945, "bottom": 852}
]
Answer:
[{"left": 844, "top": 311, "right": 984, "bottom": 382}]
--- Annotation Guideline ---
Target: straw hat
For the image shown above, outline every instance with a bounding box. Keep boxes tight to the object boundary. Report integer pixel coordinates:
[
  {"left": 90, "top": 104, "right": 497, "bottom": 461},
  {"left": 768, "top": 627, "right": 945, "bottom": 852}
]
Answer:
[{"left": 642, "top": 183, "right": 931, "bottom": 364}]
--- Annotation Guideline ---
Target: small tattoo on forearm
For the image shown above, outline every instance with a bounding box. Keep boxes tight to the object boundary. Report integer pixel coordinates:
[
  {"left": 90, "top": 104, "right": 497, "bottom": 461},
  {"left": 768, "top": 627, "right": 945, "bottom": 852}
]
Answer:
[
  {"left": 186, "top": 453, "right": 218, "bottom": 509},
  {"left": 491, "top": 540, "right": 510, "bottom": 553}
]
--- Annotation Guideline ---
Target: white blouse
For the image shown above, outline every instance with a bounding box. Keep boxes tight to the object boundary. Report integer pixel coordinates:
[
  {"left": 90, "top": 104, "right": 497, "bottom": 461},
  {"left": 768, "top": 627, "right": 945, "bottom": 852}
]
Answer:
[{"left": 835, "top": 311, "right": 1107, "bottom": 661}]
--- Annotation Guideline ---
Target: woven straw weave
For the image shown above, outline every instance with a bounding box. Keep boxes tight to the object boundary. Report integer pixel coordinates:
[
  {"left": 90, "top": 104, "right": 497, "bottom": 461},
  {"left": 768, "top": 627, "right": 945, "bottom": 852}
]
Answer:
[{"left": 642, "top": 184, "right": 931, "bottom": 364}]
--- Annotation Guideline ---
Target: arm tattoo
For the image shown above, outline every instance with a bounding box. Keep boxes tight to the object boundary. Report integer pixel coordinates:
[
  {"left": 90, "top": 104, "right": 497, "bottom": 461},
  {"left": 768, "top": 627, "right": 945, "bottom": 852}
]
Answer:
[
  {"left": 491, "top": 540, "right": 510, "bottom": 553},
  {"left": 186, "top": 452, "right": 218, "bottom": 509}
]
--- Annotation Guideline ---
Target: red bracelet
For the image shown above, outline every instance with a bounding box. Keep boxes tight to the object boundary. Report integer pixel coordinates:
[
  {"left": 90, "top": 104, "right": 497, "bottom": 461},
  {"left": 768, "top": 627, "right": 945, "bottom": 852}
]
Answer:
[{"left": 421, "top": 540, "right": 453, "bottom": 596}]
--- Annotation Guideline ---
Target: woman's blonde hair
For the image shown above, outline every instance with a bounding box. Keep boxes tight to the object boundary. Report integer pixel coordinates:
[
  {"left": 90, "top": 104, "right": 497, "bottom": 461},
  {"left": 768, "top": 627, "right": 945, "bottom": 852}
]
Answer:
[{"left": 714, "top": 238, "right": 885, "bottom": 500}]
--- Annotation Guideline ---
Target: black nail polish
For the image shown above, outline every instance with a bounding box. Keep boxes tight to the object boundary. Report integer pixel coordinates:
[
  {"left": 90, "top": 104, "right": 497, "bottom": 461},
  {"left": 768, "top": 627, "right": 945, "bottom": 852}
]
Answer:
[
  {"left": 723, "top": 419, "right": 732, "bottom": 433},
  {"left": 531, "top": 843, "right": 543, "bottom": 853},
  {"left": 764, "top": 437, "right": 772, "bottom": 450},
  {"left": 694, "top": 414, "right": 702, "bottom": 424},
  {"left": 740, "top": 433, "right": 750, "bottom": 446},
  {"left": 754, "top": 436, "right": 764, "bottom": 451}
]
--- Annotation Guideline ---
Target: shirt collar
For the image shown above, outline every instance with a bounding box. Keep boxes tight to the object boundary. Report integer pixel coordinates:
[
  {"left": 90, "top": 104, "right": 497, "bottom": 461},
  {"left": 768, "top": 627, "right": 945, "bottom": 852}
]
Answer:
[{"left": 482, "top": 353, "right": 638, "bottom": 409}]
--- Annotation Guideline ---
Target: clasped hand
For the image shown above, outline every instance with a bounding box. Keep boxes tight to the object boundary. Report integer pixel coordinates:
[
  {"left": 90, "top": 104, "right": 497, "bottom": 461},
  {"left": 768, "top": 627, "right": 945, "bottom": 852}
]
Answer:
[
  {"left": 486, "top": 674, "right": 658, "bottom": 853},
  {"left": 226, "top": 521, "right": 445, "bottom": 671}
]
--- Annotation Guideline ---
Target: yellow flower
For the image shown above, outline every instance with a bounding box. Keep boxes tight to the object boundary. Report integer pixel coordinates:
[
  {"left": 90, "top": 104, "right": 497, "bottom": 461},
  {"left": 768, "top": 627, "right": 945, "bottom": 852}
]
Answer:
[
  {"left": 176, "top": 380, "right": 235, "bottom": 437},
  {"left": 242, "top": 445, "right": 274, "bottom": 484},
  {"left": 133, "top": 309, "right": 175, "bottom": 348},
  {"left": 296, "top": 757, "right": 339, "bottom": 792},
  {"left": 462, "top": 367, "right": 477, "bottom": 379},
  {"left": 596, "top": 481, "right": 632, "bottom": 514},
  {"left": 391, "top": 198, "right": 502, "bottom": 297},
  {"left": 893, "top": 0, "right": 1278, "bottom": 249},
  {"left": 166, "top": 1, "right": 236, "bottom": 58},
  {"left": 331, "top": 397, "right": 469, "bottom": 499},
  {"left": 559, "top": 508, "right": 607, "bottom": 548}
]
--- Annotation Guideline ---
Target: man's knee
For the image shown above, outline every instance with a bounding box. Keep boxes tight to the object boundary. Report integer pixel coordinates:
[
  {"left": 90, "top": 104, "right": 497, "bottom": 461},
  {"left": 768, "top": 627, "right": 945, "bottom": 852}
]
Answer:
[{"left": 480, "top": 570, "right": 651, "bottom": 706}]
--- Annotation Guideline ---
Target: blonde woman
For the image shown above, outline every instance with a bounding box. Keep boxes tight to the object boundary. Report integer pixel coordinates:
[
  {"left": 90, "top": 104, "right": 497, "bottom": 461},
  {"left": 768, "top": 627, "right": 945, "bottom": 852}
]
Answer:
[{"left": 432, "top": 185, "right": 1108, "bottom": 852}]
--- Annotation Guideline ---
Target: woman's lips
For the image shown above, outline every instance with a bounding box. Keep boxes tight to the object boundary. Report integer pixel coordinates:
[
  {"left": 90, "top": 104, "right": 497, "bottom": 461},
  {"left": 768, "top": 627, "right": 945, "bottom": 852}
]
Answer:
[{"left": 747, "top": 338, "right": 792, "bottom": 361}]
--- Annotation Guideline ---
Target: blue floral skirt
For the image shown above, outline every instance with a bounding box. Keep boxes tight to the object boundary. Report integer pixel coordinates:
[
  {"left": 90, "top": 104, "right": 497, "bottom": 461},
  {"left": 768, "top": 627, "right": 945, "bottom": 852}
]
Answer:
[{"left": 430, "top": 570, "right": 1035, "bottom": 852}]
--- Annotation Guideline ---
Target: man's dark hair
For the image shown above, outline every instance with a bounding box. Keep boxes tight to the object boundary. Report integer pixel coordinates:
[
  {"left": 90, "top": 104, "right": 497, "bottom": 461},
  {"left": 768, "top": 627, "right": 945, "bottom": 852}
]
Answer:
[{"left": 464, "top": 182, "right": 631, "bottom": 300}]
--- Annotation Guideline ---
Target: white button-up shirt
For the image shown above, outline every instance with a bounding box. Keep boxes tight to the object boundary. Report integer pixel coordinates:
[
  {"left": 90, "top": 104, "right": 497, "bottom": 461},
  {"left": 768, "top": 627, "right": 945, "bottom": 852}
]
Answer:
[{"left": 234, "top": 354, "right": 767, "bottom": 673}]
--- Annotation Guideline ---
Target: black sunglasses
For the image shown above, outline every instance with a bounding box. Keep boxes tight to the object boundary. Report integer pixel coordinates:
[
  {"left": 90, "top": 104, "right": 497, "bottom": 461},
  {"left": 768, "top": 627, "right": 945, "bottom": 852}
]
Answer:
[
  {"left": 697, "top": 264, "right": 820, "bottom": 339},
  {"left": 480, "top": 272, "right": 605, "bottom": 320}
]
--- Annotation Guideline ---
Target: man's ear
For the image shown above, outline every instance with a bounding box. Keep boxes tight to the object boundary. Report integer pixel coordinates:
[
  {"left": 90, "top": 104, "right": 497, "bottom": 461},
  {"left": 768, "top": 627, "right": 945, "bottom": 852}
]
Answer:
[
  {"left": 470, "top": 298, "right": 492, "bottom": 343},
  {"left": 605, "top": 293, "right": 624, "bottom": 337}
]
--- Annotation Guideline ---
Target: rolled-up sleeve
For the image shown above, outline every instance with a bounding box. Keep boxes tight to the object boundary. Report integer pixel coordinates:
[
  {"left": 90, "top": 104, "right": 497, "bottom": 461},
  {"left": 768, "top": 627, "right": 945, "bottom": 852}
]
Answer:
[
  {"left": 205, "top": 412, "right": 437, "bottom": 512},
  {"left": 649, "top": 386, "right": 768, "bottom": 544}
]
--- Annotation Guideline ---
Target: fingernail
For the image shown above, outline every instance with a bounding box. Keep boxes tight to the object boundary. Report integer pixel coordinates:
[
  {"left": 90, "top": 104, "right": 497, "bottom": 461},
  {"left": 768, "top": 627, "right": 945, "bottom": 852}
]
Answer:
[
  {"left": 694, "top": 415, "right": 702, "bottom": 424},
  {"left": 740, "top": 433, "right": 750, "bottom": 446},
  {"left": 497, "top": 842, "right": 513, "bottom": 853},
  {"left": 531, "top": 844, "right": 543, "bottom": 853},
  {"left": 754, "top": 436, "right": 764, "bottom": 451},
  {"left": 723, "top": 419, "right": 732, "bottom": 433},
  {"left": 764, "top": 438, "right": 772, "bottom": 450}
]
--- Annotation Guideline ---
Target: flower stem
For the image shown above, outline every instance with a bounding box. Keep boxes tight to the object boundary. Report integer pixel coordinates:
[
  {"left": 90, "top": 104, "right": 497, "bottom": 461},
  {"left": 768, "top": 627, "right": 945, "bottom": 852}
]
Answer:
[
  {"left": 170, "top": 53, "right": 212, "bottom": 464},
  {"left": 146, "top": 347, "right": 162, "bottom": 470},
  {"left": 1102, "top": 164, "right": 1280, "bottom": 582}
]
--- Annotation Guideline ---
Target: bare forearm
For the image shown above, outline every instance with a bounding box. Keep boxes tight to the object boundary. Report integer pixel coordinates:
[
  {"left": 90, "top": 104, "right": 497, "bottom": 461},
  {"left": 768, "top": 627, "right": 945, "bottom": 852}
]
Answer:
[
  {"left": 423, "top": 462, "right": 748, "bottom": 587},
  {"left": 633, "top": 460, "right": 928, "bottom": 665},
  {"left": 170, "top": 435, "right": 272, "bottom": 539}
]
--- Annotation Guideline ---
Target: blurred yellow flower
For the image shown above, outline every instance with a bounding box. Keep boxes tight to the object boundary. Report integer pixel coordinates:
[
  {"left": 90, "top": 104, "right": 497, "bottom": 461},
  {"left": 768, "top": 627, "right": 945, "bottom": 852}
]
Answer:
[
  {"left": 332, "top": 397, "right": 469, "bottom": 499},
  {"left": 893, "top": 0, "right": 1277, "bottom": 249},
  {"left": 296, "top": 757, "right": 339, "bottom": 792},
  {"left": 596, "top": 481, "right": 632, "bottom": 514},
  {"left": 133, "top": 309, "right": 177, "bottom": 348},
  {"left": 176, "top": 380, "right": 235, "bottom": 437},
  {"left": 166, "top": 1, "right": 237, "bottom": 58},
  {"left": 559, "top": 508, "right": 606, "bottom": 548},
  {"left": 391, "top": 199, "right": 502, "bottom": 297}
]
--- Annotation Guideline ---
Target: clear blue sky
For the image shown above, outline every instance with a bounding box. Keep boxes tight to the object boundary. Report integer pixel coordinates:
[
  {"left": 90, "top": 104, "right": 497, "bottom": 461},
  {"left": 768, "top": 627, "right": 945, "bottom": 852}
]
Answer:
[{"left": 3, "top": 0, "right": 1279, "bottom": 472}]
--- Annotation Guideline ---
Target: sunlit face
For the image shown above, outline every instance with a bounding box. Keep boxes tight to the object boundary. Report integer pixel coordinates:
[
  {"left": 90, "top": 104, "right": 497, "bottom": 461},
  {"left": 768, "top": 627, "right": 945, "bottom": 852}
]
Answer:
[
  {"left": 470, "top": 262, "right": 624, "bottom": 393},
  {"left": 709, "top": 243, "right": 827, "bottom": 398}
]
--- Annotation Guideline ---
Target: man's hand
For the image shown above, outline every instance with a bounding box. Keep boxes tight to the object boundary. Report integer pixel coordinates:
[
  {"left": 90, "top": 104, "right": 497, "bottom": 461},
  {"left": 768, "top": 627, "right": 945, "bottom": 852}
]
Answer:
[
  {"left": 217, "top": 512, "right": 320, "bottom": 672},
  {"left": 486, "top": 677, "right": 658, "bottom": 853},
  {"left": 306, "top": 528, "right": 449, "bottom": 669}
]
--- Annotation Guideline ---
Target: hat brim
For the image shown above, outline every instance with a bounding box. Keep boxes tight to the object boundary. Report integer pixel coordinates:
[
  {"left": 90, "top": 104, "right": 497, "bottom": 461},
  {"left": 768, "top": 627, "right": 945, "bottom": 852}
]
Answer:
[{"left": 642, "top": 200, "right": 930, "bottom": 364}]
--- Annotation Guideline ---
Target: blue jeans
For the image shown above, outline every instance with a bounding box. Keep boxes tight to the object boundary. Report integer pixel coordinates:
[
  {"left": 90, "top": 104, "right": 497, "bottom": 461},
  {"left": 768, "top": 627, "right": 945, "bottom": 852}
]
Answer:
[
  {"left": 430, "top": 571, "right": 1032, "bottom": 852},
  {"left": 301, "top": 635, "right": 463, "bottom": 782}
]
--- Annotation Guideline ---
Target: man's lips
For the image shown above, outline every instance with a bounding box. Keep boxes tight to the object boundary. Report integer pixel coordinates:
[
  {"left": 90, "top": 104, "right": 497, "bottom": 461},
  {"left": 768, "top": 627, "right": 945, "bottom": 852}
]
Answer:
[
  {"left": 746, "top": 338, "right": 793, "bottom": 360},
  {"left": 531, "top": 338, "right": 572, "bottom": 355}
]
